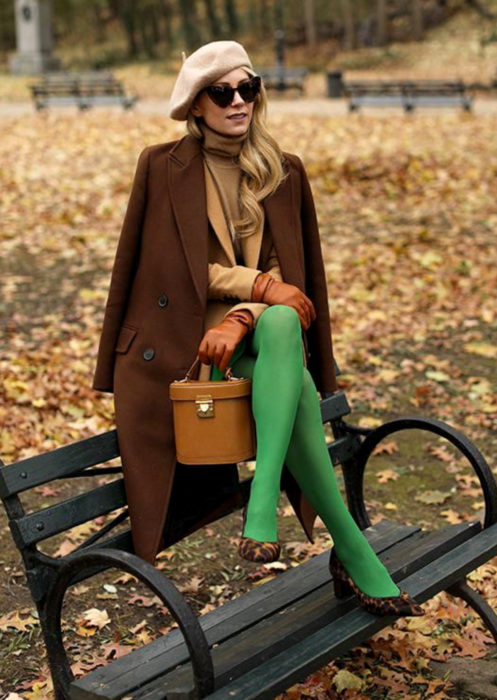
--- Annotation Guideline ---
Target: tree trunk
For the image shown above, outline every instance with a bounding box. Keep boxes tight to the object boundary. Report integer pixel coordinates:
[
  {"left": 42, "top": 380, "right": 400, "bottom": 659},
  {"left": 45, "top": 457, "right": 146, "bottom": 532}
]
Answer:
[
  {"left": 178, "top": 0, "right": 201, "bottom": 51},
  {"left": 120, "top": 0, "right": 139, "bottom": 58},
  {"left": 92, "top": 3, "right": 107, "bottom": 44},
  {"left": 339, "top": 0, "right": 355, "bottom": 50},
  {"left": 412, "top": 0, "right": 423, "bottom": 39},
  {"left": 138, "top": 9, "right": 157, "bottom": 59},
  {"left": 304, "top": 0, "right": 317, "bottom": 48},
  {"left": 159, "top": 0, "right": 173, "bottom": 46},
  {"left": 258, "top": 0, "right": 271, "bottom": 39},
  {"left": 203, "top": 0, "right": 222, "bottom": 38},
  {"left": 150, "top": 3, "right": 161, "bottom": 45},
  {"left": 224, "top": 0, "right": 240, "bottom": 36},
  {"left": 376, "top": 0, "right": 387, "bottom": 45}
]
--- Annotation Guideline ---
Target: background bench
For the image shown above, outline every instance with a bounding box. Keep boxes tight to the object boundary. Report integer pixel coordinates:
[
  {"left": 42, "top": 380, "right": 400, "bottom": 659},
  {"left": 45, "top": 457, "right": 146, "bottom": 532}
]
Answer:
[
  {"left": 30, "top": 71, "right": 139, "bottom": 111},
  {"left": 345, "top": 80, "right": 473, "bottom": 112},
  {"left": 2, "top": 386, "right": 497, "bottom": 699},
  {"left": 256, "top": 66, "right": 309, "bottom": 93}
]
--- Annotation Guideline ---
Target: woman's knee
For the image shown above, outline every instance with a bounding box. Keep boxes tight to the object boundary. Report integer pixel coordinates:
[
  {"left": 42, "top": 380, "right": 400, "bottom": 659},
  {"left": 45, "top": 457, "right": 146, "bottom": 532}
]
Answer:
[{"left": 256, "top": 304, "right": 301, "bottom": 341}]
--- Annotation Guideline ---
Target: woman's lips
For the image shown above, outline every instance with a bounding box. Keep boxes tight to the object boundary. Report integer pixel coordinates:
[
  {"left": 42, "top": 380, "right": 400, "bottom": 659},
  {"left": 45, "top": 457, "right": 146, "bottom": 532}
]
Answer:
[{"left": 228, "top": 114, "right": 247, "bottom": 120}]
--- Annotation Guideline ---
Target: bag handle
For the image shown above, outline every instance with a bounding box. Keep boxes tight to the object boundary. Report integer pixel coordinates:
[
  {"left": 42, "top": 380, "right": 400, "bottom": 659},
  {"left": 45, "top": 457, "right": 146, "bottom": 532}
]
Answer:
[{"left": 181, "top": 355, "right": 239, "bottom": 382}]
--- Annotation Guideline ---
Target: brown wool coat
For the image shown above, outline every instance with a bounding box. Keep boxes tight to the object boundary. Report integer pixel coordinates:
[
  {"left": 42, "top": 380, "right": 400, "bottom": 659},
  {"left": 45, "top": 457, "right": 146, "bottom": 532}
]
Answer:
[{"left": 92, "top": 133, "right": 338, "bottom": 565}]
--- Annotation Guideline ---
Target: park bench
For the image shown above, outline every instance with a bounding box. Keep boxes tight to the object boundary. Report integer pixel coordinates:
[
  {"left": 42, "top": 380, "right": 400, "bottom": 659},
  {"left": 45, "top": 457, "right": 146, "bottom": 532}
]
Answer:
[
  {"left": 256, "top": 66, "right": 309, "bottom": 93},
  {"left": 30, "top": 71, "right": 139, "bottom": 111},
  {"left": 346, "top": 79, "right": 473, "bottom": 112},
  {"left": 2, "top": 381, "right": 497, "bottom": 699}
]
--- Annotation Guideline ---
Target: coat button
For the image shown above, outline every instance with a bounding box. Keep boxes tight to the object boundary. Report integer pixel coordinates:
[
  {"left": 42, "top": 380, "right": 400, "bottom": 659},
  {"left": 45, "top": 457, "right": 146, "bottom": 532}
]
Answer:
[
  {"left": 143, "top": 348, "right": 155, "bottom": 361},
  {"left": 158, "top": 294, "right": 168, "bottom": 308}
]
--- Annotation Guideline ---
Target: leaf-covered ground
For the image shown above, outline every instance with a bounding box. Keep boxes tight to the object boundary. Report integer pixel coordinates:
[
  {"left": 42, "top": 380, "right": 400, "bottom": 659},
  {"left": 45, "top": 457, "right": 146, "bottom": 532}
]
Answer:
[{"left": 1, "top": 109, "right": 496, "bottom": 699}]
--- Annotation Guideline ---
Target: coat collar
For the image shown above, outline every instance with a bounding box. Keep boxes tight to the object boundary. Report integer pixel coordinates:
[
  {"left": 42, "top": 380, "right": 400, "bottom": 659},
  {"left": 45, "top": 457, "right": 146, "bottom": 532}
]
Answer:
[{"left": 168, "top": 133, "right": 303, "bottom": 307}]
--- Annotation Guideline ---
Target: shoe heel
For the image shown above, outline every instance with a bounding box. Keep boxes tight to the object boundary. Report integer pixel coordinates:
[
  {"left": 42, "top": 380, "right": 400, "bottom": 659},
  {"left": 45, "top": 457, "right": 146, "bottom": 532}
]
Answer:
[
  {"left": 329, "top": 548, "right": 352, "bottom": 598},
  {"left": 332, "top": 574, "right": 352, "bottom": 598}
]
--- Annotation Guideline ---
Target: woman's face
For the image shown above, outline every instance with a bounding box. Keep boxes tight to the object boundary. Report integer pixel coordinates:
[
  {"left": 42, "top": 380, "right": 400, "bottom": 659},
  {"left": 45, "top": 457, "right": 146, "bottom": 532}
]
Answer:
[{"left": 191, "top": 67, "right": 256, "bottom": 136}]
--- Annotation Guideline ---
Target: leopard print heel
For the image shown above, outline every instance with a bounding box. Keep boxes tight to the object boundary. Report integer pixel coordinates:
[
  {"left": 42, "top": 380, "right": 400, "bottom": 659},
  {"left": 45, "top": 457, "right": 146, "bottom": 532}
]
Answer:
[
  {"left": 238, "top": 506, "right": 281, "bottom": 564},
  {"left": 329, "top": 548, "right": 424, "bottom": 617}
]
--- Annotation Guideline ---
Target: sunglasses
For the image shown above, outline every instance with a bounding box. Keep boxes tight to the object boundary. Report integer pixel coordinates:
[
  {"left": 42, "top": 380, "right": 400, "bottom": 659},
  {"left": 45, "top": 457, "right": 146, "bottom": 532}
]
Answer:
[{"left": 203, "top": 75, "right": 262, "bottom": 108}]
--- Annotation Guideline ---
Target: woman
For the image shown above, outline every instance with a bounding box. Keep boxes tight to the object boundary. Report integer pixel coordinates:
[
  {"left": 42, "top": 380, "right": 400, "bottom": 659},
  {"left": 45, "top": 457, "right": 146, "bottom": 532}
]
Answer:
[{"left": 93, "top": 40, "right": 423, "bottom": 617}]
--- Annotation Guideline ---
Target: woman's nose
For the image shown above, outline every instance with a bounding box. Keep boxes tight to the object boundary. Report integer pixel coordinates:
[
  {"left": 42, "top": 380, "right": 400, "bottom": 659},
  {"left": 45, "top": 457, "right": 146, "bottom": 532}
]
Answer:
[{"left": 231, "top": 89, "right": 245, "bottom": 107}]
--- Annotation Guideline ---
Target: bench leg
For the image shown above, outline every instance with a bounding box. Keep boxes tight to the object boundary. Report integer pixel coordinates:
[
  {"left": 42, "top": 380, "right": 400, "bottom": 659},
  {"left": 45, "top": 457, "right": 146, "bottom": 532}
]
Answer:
[
  {"left": 446, "top": 578, "right": 497, "bottom": 643},
  {"left": 43, "top": 548, "right": 214, "bottom": 700}
]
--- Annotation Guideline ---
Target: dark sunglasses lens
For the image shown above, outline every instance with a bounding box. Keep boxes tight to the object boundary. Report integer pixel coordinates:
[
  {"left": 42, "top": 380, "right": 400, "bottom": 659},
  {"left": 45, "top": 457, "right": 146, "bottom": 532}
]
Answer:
[
  {"left": 238, "top": 77, "right": 261, "bottom": 103},
  {"left": 207, "top": 85, "right": 233, "bottom": 108},
  {"left": 206, "top": 76, "right": 261, "bottom": 107}
]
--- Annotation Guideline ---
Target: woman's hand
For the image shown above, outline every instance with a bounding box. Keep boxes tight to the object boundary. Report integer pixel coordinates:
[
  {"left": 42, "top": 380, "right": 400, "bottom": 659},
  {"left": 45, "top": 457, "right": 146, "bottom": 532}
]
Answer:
[
  {"left": 251, "top": 272, "right": 316, "bottom": 330},
  {"left": 198, "top": 310, "right": 254, "bottom": 373}
]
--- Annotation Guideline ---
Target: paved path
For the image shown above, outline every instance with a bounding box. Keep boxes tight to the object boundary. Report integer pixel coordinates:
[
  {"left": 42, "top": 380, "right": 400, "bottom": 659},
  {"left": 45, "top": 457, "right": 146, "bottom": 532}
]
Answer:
[{"left": 2, "top": 97, "right": 497, "bottom": 118}]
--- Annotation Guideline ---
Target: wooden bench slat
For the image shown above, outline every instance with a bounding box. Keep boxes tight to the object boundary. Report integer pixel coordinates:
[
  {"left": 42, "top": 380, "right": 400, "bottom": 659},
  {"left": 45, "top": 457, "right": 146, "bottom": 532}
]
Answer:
[
  {"left": 196, "top": 521, "right": 497, "bottom": 700},
  {"left": 70, "top": 519, "right": 482, "bottom": 700},
  {"left": 0, "top": 430, "right": 119, "bottom": 497},
  {"left": 69, "top": 519, "right": 415, "bottom": 700},
  {"left": 126, "top": 520, "right": 483, "bottom": 700},
  {"left": 320, "top": 391, "right": 350, "bottom": 422},
  {"left": 10, "top": 478, "right": 127, "bottom": 547}
]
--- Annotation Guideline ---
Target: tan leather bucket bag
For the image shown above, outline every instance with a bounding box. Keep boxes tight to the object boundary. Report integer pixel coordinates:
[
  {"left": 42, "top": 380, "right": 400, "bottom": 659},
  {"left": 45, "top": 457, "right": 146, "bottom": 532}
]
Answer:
[{"left": 169, "top": 356, "right": 256, "bottom": 465}]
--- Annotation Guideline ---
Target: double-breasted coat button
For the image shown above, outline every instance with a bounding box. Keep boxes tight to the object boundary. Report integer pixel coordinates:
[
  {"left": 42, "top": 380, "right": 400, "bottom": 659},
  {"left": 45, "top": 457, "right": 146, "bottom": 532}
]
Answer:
[
  {"left": 143, "top": 348, "right": 155, "bottom": 361},
  {"left": 158, "top": 294, "right": 168, "bottom": 308}
]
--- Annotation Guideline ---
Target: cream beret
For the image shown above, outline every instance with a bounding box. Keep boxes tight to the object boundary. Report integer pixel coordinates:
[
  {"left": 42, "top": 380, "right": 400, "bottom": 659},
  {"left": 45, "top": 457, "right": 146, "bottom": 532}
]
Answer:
[{"left": 169, "top": 40, "right": 256, "bottom": 121}]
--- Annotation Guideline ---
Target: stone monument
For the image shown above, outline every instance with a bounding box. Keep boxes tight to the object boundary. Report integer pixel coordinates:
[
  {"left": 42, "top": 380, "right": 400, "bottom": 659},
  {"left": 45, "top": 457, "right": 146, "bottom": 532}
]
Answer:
[{"left": 9, "top": 0, "right": 61, "bottom": 75}]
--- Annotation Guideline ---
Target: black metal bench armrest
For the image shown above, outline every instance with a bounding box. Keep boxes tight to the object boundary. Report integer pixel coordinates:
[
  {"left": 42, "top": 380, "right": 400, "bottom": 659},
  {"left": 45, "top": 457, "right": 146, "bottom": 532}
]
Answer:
[
  {"left": 43, "top": 547, "right": 214, "bottom": 700},
  {"left": 349, "top": 416, "right": 497, "bottom": 529}
]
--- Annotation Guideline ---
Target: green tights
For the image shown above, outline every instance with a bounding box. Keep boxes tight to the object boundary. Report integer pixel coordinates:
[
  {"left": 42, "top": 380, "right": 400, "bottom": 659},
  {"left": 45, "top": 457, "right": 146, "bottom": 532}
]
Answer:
[{"left": 210, "top": 305, "right": 400, "bottom": 598}]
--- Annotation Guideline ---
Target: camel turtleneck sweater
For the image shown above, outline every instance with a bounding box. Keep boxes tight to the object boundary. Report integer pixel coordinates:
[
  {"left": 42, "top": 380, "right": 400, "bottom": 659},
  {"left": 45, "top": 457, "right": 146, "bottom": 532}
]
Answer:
[{"left": 199, "top": 120, "right": 246, "bottom": 264}]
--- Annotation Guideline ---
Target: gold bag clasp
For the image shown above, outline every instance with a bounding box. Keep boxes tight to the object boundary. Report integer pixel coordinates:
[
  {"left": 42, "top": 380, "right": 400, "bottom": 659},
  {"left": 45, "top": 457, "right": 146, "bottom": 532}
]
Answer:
[{"left": 195, "top": 395, "right": 214, "bottom": 418}]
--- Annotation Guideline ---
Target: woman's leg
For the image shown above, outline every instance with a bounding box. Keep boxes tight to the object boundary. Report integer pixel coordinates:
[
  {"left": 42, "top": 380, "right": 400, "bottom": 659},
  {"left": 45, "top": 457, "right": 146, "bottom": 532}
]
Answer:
[
  {"left": 283, "top": 367, "right": 400, "bottom": 597},
  {"left": 211, "top": 306, "right": 400, "bottom": 597},
  {"left": 211, "top": 305, "right": 304, "bottom": 542}
]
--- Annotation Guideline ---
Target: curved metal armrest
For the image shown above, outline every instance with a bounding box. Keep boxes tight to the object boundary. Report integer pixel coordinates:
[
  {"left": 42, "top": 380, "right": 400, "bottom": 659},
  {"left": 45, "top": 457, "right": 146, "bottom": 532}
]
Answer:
[
  {"left": 44, "top": 547, "right": 214, "bottom": 700},
  {"left": 353, "top": 416, "right": 497, "bottom": 530}
]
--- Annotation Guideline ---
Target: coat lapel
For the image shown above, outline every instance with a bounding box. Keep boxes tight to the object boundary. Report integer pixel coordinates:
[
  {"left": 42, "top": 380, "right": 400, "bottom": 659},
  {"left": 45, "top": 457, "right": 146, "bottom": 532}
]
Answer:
[
  {"left": 168, "top": 136, "right": 209, "bottom": 307},
  {"left": 168, "top": 133, "right": 304, "bottom": 305}
]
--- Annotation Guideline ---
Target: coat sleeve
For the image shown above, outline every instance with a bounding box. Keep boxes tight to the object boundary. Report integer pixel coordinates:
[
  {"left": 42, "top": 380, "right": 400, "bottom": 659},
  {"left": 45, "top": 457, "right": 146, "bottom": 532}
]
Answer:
[
  {"left": 216, "top": 252, "right": 284, "bottom": 323},
  {"left": 296, "top": 156, "right": 338, "bottom": 394},
  {"left": 208, "top": 242, "right": 283, "bottom": 301},
  {"left": 92, "top": 147, "right": 151, "bottom": 393},
  {"left": 208, "top": 262, "right": 261, "bottom": 301}
]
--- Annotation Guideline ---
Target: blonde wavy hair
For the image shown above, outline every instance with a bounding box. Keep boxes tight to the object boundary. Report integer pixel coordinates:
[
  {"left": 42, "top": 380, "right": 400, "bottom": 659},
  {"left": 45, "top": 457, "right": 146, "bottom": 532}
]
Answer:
[{"left": 186, "top": 77, "right": 289, "bottom": 239}]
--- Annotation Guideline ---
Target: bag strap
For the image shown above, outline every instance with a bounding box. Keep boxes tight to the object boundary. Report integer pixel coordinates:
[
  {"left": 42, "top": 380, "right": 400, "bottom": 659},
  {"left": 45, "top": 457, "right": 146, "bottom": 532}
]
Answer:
[{"left": 183, "top": 355, "right": 237, "bottom": 382}]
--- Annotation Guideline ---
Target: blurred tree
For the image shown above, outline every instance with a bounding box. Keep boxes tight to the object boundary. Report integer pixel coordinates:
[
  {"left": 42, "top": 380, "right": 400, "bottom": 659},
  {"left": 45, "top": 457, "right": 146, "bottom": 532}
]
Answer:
[
  {"left": 377, "top": 0, "right": 387, "bottom": 45},
  {"left": 178, "top": 0, "right": 201, "bottom": 50},
  {"left": 224, "top": 0, "right": 240, "bottom": 36},
  {"left": 340, "top": 0, "right": 355, "bottom": 49},
  {"left": 0, "top": 0, "right": 15, "bottom": 54},
  {"left": 203, "top": 0, "right": 222, "bottom": 38},
  {"left": 159, "top": 0, "right": 173, "bottom": 46},
  {"left": 120, "top": 0, "right": 139, "bottom": 57},
  {"left": 304, "top": 0, "right": 317, "bottom": 47},
  {"left": 412, "top": 0, "right": 424, "bottom": 39},
  {"left": 258, "top": 0, "right": 272, "bottom": 39},
  {"left": 137, "top": 0, "right": 160, "bottom": 58}
]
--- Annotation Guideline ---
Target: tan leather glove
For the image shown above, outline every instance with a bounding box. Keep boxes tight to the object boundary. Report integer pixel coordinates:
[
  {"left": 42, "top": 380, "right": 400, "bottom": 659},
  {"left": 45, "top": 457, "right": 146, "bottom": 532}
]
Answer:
[
  {"left": 251, "top": 272, "right": 316, "bottom": 330},
  {"left": 198, "top": 309, "right": 254, "bottom": 373}
]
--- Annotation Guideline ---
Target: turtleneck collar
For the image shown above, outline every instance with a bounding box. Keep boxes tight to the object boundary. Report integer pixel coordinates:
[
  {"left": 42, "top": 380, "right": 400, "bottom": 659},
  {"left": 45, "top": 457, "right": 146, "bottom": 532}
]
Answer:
[{"left": 199, "top": 119, "right": 247, "bottom": 162}]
